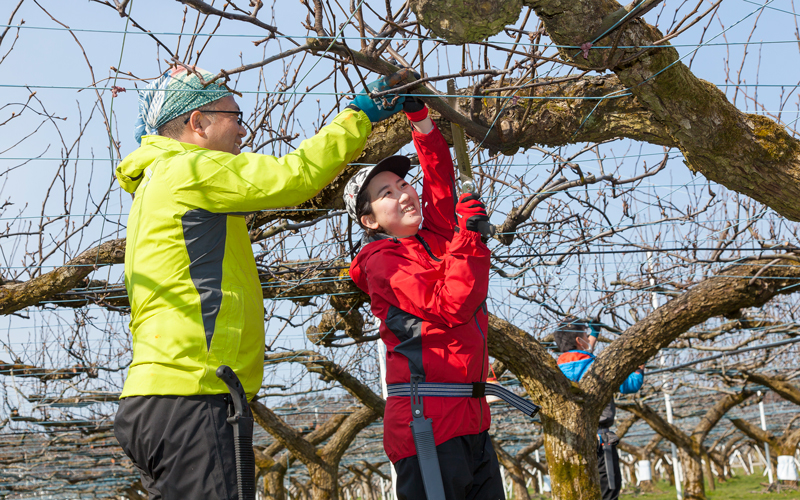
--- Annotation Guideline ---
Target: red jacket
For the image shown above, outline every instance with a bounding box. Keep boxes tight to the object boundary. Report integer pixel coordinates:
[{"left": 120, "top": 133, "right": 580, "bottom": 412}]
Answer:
[{"left": 349, "top": 123, "right": 491, "bottom": 463}]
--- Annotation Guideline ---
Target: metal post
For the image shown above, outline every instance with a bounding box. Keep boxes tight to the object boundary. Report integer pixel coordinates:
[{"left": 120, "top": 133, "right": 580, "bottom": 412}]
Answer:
[
  {"left": 650, "top": 252, "right": 683, "bottom": 500},
  {"left": 663, "top": 357, "right": 683, "bottom": 499},
  {"left": 535, "top": 449, "right": 544, "bottom": 493},
  {"left": 377, "top": 335, "right": 397, "bottom": 500},
  {"left": 499, "top": 465, "right": 510, "bottom": 498},
  {"left": 758, "top": 391, "right": 775, "bottom": 483}
]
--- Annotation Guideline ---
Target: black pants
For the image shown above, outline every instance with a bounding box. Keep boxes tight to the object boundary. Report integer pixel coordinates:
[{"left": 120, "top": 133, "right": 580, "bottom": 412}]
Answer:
[
  {"left": 598, "top": 443, "right": 621, "bottom": 500},
  {"left": 114, "top": 394, "right": 249, "bottom": 500},
  {"left": 394, "top": 431, "right": 505, "bottom": 500}
]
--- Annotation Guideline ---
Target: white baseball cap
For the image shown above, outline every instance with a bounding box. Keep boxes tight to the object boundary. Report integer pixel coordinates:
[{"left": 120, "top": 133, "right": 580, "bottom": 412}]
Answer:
[{"left": 343, "top": 156, "right": 412, "bottom": 222}]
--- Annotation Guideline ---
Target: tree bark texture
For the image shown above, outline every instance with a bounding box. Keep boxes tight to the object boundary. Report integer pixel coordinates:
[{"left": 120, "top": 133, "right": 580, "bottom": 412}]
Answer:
[
  {"left": 679, "top": 449, "right": 706, "bottom": 500},
  {"left": 262, "top": 463, "right": 288, "bottom": 500},
  {"left": 702, "top": 452, "right": 716, "bottom": 492}
]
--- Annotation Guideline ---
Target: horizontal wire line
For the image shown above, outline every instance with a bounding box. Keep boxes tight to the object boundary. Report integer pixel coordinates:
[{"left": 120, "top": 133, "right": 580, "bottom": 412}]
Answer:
[
  {"left": 2, "top": 84, "right": 638, "bottom": 99},
  {"left": 2, "top": 84, "right": 797, "bottom": 95},
  {"left": 2, "top": 23, "right": 799, "bottom": 49}
]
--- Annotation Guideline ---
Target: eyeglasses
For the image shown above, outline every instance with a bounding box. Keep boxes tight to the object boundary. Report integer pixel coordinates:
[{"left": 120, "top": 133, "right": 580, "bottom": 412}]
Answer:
[{"left": 184, "top": 110, "right": 244, "bottom": 126}]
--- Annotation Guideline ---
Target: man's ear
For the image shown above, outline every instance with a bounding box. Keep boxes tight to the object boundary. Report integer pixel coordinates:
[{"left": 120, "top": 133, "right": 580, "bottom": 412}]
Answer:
[
  {"left": 360, "top": 213, "right": 379, "bottom": 230},
  {"left": 186, "top": 110, "right": 208, "bottom": 137}
]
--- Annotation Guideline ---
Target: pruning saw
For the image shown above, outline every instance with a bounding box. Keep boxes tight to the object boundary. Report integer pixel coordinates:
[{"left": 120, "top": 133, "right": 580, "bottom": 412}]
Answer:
[{"left": 446, "top": 79, "right": 496, "bottom": 238}]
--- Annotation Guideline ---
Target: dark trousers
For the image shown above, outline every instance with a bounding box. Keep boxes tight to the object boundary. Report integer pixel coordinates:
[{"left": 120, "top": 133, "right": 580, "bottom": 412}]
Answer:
[
  {"left": 114, "top": 394, "right": 249, "bottom": 500},
  {"left": 598, "top": 443, "right": 622, "bottom": 500},
  {"left": 394, "top": 431, "right": 505, "bottom": 500}
]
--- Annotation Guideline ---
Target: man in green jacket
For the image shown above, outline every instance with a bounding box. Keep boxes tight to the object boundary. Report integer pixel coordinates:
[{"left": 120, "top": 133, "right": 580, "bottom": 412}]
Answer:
[{"left": 113, "top": 66, "right": 404, "bottom": 499}]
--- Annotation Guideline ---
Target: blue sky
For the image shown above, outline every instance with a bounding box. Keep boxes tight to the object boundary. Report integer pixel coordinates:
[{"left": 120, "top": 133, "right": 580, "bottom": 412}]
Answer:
[{"left": 1, "top": 0, "right": 799, "bottom": 399}]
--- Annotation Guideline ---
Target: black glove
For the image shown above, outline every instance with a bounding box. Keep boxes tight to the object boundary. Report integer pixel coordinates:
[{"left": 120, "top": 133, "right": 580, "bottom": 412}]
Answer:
[
  {"left": 456, "top": 193, "right": 489, "bottom": 234},
  {"left": 403, "top": 95, "right": 428, "bottom": 121}
]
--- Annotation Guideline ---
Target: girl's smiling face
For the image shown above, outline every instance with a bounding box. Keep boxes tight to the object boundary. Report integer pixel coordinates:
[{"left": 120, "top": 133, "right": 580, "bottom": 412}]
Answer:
[{"left": 360, "top": 170, "right": 422, "bottom": 238}]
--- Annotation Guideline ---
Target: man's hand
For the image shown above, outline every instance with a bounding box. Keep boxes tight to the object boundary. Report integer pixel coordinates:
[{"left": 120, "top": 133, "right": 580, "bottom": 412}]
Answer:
[
  {"left": 456, "top": 193, "right": 489, "bottom": 234},
  {"left": 348, "top": 74, "right": 407, "bottom": 123}
]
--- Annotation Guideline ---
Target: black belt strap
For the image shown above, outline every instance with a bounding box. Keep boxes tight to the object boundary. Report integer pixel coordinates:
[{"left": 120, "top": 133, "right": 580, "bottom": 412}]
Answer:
[
  {"left": 408, "top": 376, "right": 446, "bottom": 500},
  {"left": 387, "top": 381, "right": 541, "bottom": 417}
]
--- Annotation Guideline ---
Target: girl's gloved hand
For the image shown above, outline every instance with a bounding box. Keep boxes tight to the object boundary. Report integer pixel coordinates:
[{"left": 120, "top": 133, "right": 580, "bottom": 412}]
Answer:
[
  {"left": 455, "top": 193, "right": 489, "bottom": 234},
  {"left": 403, "top": 96, "right": 428, "bottom": 122}
]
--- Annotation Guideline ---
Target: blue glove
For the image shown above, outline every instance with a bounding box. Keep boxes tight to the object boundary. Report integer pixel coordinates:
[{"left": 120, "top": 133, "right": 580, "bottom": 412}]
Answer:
[{"left": 348, "top": 75, "right": 406, "bottom": 122}]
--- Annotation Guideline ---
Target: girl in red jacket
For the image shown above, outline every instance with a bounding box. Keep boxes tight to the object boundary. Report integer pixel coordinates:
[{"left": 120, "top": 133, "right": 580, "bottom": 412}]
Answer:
[{"left": 344, "top": 97, "right": 504, "bottom": 500}]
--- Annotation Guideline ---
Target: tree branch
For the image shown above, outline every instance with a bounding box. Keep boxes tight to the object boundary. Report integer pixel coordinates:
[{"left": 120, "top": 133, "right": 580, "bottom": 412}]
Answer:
[
  {"left": 587, "top": 259, "right": 800, "bottom": 410},
  {"left": 0, "top": 239, "right": 125, "bottom": 315},
  {"left": 175, "top": 0, "right": 277, "bottom": 33}
]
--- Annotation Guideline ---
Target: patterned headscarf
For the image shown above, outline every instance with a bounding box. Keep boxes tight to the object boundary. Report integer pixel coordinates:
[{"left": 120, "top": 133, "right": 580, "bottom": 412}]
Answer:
[{"left": 134, "top": 66, "right": 231, "bottom": 144}]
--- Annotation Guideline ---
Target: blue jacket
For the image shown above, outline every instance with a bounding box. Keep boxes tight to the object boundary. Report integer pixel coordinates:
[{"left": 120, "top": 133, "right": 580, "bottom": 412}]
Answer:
[{"left": 557, "top": 350, "right": 644, "bottom": 427}]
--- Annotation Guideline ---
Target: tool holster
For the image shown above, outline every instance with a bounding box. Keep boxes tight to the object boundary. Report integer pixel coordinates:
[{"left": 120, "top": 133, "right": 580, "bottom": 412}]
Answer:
[
  {"left": 409, "top": 375, "right": 447, "bottom": 500},
  {"left": 598, "top": 428, "right": 620, "bottom": 491},
  {"left": 217, "top": 365, "right": 256, "bottom": 500}
]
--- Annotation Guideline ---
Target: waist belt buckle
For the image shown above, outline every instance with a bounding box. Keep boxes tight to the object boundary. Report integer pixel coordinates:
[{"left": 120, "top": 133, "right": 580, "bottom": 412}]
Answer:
[
  {"left": 410, "top": 375, "right": 424, "bottom": 421},
  {"left": 471, "top": 382, "right": 486, "bottom": 398}
]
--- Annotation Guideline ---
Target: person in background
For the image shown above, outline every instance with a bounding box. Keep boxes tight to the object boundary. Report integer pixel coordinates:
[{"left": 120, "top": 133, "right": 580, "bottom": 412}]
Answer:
[{"left": 553, "top": 318, "right": 644, "bottom": 500}]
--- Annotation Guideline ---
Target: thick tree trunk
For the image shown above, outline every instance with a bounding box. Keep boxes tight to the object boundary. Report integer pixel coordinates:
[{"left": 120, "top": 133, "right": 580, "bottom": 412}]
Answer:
[
  {"left": 702, "top": 452, "right": 716, "bottom": 491},
  {"left": 680, "top": 450, "right": 705, "bottom": 500},
  {"left": 512, "top": 478, "right": 531, "bottom": 500},
  {"left": 263, "top": 466, "right": 288, "bottom": 500},
  {"left": 309, "top": 464, "right": 339, "bottom": 500},
  {"left": 485, "top": 314, "right": 602, "bottom": 499},
  {"left": 290, "top": 478, "right": 312, "bottom": 500},
  {"left": 541, "top": 407, "right": 602, "bottom": 500},
  {"left": 358, "top": 477, "right": 376, "bottom": 500}
]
